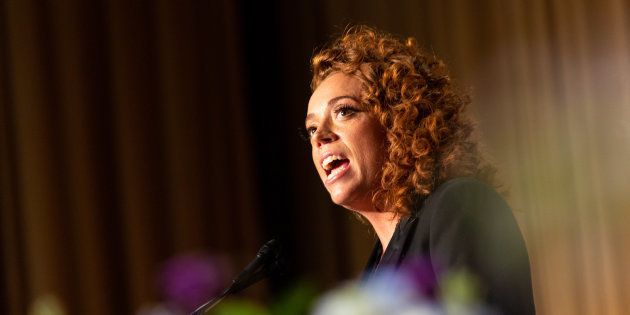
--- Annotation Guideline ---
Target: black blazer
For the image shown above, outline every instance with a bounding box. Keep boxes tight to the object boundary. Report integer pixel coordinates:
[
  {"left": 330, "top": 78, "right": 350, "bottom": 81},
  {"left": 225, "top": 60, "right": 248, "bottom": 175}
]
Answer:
[{"left": 363, "top": 177, "right": 535, "bottom": 314}]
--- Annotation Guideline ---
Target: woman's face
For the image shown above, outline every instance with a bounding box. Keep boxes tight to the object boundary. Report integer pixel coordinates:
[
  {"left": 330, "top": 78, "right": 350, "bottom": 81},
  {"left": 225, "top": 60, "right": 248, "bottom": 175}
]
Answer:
[{"left": 305, "top": 72, "right": 386, "bottom": 212}]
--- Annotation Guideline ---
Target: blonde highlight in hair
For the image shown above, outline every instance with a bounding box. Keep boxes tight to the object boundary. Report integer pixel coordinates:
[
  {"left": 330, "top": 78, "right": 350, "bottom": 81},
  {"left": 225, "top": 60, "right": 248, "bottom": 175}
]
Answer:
[{"left": 311, "top": 25, "right": 494, "bottom": 216}]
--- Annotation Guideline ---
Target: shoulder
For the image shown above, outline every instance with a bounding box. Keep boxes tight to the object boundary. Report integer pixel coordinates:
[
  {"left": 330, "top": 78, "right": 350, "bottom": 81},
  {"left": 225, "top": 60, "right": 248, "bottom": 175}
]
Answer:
[
  {"left": 417, "top": 177, "right": 529, "bottom": 275},
  {"left": 418, "top": 177, "right": 509, "bottom": 225},
  {"left": 415, "top": 177, "right": 526, "bottom": 268},
  {"left": 411, "top": 178, "right": 534, "bottom": 314},
  {"left": 425, "top": 177, "right": 503, "bottom": 208}
]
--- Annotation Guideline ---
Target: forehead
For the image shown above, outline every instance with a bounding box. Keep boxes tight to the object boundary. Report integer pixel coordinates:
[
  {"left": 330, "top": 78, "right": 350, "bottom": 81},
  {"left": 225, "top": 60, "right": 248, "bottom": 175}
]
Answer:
[{"left": 307, "top": 73, "right": 362, "bottom": 113}]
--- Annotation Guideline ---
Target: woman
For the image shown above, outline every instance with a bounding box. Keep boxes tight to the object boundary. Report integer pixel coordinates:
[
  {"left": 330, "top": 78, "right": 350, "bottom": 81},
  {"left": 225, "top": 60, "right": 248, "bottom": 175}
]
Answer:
[{"left": 305, "top": 26, "right": 535, "bottom": 314}]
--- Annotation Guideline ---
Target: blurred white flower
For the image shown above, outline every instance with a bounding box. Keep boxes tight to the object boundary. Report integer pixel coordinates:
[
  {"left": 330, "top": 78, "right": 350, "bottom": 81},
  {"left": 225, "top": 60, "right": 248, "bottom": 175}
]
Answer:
[
  {"left": 312, "top": 267, "right": 442, "bottom": 315},
  {"left": 311, "top": 265, "right": 498, "bottom": 315}
]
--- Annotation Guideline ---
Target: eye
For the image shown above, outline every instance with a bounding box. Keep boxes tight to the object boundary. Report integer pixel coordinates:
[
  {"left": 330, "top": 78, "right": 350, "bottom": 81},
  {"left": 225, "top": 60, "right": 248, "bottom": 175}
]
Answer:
[
  {"left": 306, "top": 126, "right": 317, "bottom": 138},
  {"left": 297, "top": 127, "right": 312, "bottom": 141},
  {"left": 334, "top": 105, "right": 358, "bottom": 119}
]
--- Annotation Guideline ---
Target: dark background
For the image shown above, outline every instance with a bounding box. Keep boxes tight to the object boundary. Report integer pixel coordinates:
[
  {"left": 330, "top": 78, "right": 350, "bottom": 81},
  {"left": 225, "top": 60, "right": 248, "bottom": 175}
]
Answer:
[{"left": 2, "top": 0, "right": 629, "bottom": 314}]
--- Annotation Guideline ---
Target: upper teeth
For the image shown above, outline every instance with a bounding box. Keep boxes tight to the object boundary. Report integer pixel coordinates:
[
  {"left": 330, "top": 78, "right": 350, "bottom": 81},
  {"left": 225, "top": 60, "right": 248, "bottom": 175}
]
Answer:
[{"left": 322, "top": 155, "right": 344, "bottom": 171}]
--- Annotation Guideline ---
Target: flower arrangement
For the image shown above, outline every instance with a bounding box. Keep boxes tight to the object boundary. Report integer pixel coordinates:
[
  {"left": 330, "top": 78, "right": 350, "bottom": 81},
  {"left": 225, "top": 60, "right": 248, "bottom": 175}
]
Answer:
[
  {"left": 312, "top": 258, "right": 496, "bottom": 315},
  {"left": 138, "top": 253, "right": 496, "bottom": 315}
]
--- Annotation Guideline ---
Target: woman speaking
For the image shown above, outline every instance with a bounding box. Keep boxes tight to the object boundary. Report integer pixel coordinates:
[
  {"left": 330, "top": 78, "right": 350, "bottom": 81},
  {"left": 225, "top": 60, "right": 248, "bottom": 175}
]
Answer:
[{"left": 305, "top": 25, "right": 535, "bottom": 314}]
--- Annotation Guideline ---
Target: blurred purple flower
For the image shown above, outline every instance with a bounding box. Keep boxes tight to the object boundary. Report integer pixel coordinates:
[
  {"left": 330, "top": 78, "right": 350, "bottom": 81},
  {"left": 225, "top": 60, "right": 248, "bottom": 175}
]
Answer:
[{"left": 157, "top": 253, "right": 229, "bottom": 313}]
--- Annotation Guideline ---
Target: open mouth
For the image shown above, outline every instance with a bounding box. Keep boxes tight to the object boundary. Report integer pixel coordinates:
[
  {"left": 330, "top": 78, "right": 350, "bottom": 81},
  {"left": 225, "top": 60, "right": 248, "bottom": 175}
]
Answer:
[{"left": 322, "top": 155, "right": 350, "bottom": 180}]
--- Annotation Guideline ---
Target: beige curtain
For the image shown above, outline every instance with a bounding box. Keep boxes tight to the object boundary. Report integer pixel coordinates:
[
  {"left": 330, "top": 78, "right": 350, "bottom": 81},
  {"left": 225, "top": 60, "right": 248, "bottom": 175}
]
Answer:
[
  {"left": 1, "top": 1, "right": 263, "bottom": 314},
  {"left": 2, "top": 0, "right": 629, "bottom": 314}
]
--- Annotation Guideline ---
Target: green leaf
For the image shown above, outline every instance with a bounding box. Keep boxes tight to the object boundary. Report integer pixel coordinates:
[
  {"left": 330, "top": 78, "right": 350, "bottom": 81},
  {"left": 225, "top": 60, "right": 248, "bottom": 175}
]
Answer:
[
  {"left": 270, "top": 280, "right": 319, "bottom": 315},
  {"left": 211, "top": 298, "right": 270, "bottom": 315}
]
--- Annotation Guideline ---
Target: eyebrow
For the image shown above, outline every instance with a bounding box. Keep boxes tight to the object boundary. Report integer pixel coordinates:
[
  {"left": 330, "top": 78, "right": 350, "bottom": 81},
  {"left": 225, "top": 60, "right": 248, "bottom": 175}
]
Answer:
[{"left": 305, "top": 95, "right": 360, "bottom": 125}]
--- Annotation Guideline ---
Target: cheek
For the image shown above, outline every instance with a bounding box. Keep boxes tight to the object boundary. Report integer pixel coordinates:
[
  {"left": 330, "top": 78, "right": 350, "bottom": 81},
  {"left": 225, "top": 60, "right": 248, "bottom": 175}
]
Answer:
[{"left": 359, "top": 129, "right": 386, "bottom": 174}]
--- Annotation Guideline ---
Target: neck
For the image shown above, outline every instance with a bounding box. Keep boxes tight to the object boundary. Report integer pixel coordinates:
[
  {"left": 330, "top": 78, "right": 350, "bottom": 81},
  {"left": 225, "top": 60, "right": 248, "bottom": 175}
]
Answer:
[{"left": 358, "top": 210, "right": 401, "bottom": 254}]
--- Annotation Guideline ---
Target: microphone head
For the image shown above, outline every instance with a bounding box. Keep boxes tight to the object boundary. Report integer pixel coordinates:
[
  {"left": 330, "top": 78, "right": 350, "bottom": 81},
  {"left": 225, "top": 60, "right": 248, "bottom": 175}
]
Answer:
[
  {"left": 258, "top": 238, "right": 284, "bottom": 273},
  {"left": 229, "top": 239, "right": 285, "bottom": 294},
  {"left": 257, "top": 239, "right": 280, "bottom": 258}
]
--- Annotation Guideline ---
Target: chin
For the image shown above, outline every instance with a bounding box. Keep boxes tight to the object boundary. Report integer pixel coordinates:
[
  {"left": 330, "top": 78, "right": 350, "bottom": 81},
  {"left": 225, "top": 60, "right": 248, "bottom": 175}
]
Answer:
[
  {"left": 328, "top": 190, "right": 351, "bottom": 207},
  {"left": 329, "top": 189, "right": 365, "bottom": 211}
]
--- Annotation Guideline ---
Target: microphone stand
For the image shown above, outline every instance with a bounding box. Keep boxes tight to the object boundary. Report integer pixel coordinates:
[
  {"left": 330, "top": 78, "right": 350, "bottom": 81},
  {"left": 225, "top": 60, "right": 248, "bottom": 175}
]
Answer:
[{"left": 191, "top": 290, "right": 228, "bottom": 315}]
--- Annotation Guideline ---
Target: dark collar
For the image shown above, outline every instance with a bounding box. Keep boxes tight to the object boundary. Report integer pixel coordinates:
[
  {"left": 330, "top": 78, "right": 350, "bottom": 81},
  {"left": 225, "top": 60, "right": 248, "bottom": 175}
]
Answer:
[{"left": 362, "top": 214, "right": 419, "bottom": 280}]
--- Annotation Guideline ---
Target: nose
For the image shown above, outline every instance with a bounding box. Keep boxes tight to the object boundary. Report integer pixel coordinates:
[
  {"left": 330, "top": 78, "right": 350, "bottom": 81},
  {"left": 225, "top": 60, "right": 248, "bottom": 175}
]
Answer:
[{"left": 313, "top": 125, "right": 338, "bottom": 148}]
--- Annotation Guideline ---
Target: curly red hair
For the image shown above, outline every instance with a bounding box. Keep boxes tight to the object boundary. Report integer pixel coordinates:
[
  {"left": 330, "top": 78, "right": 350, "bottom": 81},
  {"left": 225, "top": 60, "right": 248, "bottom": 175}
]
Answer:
[{"left": 311, "top": 25, "right": 494, "bottom": 216}]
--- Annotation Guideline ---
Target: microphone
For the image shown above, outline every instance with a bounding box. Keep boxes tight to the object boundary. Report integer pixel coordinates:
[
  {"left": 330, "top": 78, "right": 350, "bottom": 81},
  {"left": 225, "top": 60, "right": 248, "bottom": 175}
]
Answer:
[
  {"left": 230, "top": 239, "right": 283, "bottom": 292},
  {"left": 190, "top": 239, "right": 284, "bottom": 315}
]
